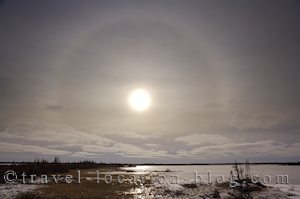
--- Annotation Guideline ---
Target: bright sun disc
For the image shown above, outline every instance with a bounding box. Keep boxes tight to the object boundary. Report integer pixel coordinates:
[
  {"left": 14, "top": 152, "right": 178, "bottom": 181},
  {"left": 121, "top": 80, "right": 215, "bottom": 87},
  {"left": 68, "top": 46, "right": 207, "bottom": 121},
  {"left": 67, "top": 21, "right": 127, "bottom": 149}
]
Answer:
[{"left": 128, "top": 89, "right": 151, "bottom": 112}]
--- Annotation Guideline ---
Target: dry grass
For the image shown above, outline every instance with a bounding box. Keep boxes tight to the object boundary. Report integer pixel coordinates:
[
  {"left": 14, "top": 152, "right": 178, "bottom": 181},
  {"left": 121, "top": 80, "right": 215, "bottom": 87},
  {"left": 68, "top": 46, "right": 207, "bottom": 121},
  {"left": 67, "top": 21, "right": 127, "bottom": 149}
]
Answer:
[
  {"left": 16, "top": 167, "right": 140, "bottom": 199},
  {"left": 37, "top": 181, "right": 137, "bottom": 199}
]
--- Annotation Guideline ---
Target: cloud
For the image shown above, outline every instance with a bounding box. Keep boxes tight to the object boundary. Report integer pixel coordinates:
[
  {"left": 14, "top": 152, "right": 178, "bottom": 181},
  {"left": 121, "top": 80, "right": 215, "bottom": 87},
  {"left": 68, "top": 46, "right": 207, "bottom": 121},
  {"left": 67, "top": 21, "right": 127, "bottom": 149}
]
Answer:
[
  {"left": 2, "top": 122, "right": 114, "bottom": 146},
  {"left": 176, "top": 140, "right": 300, "bottom": 159},
  {"left": 94, "top": 130, "right": 159, "bottom": 140},
  {"left": 0, "top": 121, "right": 172, "bottom": 159},
  {"left": 70, "top": 151, "right": 98, "bottom": 158},
  {"left": 174, "top": 134, "right": 232, "bottom": 146},
  {"left": 0, "top": 141, "right": 70, "bottom": 155},
  {"left": 144, "top": 143, "right": 160, "bottom": 147},
  {"left": 45, "top": 103, "right": 64, "bottom": 111},
  {"left": 1, "top": 121, "right": 300, "bottom": 162},
  {"left": 229, "top": 112, "right": 299, "bottom": 130},
  {"left": 81, "top": 142, "right": 172, "bottom": 158}
]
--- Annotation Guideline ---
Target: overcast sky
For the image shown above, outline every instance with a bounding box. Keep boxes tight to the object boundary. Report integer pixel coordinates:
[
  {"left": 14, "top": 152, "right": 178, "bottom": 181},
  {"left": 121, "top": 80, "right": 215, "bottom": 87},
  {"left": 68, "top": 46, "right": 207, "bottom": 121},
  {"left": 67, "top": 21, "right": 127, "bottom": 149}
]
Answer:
[{"left": 0, "top": 0, "right": 300, "bottom": 163}]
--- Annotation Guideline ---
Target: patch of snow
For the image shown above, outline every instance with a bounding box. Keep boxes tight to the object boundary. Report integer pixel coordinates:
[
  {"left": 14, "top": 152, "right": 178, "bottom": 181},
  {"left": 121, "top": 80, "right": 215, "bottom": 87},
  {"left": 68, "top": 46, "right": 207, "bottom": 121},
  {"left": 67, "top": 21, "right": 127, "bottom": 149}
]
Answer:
[
  {"left": 0, "top": 184, "right": 40, "bottom": 199},
  {"left": 271, "top": 184, "right": 300, "bottom": 199}
]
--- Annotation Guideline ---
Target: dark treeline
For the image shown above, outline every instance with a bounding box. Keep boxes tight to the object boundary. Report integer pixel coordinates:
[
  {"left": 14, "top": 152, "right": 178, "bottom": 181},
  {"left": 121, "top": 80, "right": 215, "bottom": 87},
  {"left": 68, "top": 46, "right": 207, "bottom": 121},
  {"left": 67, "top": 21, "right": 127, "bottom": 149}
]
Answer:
[
  {"left": 1, "top": 160, "right": 299, "bottom": 166},
  {"left": 0, "top": 157, "right": 134, "bottom": 183}
]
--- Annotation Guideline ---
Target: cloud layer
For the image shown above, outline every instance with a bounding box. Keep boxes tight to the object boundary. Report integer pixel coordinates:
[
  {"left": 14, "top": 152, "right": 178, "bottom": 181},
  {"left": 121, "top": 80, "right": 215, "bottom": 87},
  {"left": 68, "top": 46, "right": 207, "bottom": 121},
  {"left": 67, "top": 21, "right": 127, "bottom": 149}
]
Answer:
[{"left": 0, "top": 122, "right": 299, "bottom": 163}]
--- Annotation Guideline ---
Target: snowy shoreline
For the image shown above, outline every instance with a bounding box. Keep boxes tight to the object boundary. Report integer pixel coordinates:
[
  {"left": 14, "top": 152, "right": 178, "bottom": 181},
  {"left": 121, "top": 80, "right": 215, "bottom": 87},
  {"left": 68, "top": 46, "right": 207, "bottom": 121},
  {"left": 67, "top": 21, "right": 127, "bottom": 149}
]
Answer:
[
  {"left": 270, "top": 184, "right": 300, "bottom": 199},
  {"left": 0, "top": 184, "right": 41, "bottom": 199},
  {"left": 1, "top": 182, "right": 300, "bottom": 199},
  {"left": 125, "top": 181, "right": 300, "bottom": 199}
]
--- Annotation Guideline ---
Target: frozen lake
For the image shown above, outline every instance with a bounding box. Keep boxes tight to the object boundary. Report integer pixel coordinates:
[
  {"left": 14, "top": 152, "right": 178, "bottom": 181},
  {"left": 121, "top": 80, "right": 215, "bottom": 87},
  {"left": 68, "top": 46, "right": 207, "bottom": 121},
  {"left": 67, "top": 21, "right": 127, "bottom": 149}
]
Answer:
[{"left": 121, "top": 165, "right": 300, "bottom": 185}]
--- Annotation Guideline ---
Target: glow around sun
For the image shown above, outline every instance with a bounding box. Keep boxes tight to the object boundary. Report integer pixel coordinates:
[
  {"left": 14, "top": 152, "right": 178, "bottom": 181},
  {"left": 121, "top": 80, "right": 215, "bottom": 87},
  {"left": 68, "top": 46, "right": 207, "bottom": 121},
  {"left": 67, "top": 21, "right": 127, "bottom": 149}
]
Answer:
[{"left": 128, "top": 89, "right": 151, "bottom": 112}]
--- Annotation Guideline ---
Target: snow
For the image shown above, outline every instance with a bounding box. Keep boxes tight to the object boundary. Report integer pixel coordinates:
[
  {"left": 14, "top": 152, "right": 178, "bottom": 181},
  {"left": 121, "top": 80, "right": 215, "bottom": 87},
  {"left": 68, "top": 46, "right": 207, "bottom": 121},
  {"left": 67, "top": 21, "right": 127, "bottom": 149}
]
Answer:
[
  {"left": 126, "top": 182, "right": 298, "bottom": 199},
  {"left": 0, "top": 184, "right": 40, "bottom": 199},
  {"left": 271, "top": 184, "right": 300, "bottom": 199}
]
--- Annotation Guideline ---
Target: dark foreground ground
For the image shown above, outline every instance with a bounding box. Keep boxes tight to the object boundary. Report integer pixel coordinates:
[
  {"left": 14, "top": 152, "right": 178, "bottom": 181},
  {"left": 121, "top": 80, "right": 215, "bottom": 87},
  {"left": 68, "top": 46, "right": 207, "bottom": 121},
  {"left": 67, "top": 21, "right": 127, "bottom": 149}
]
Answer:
[
  {"left": 15, "top": 168, "right": 139, "bottom": 199},
  {"left": 0, "top": 162, "right": 138, "bottom": 198},
  {"left": 1, "top": 162, "right": 298, "bottom": 199}
]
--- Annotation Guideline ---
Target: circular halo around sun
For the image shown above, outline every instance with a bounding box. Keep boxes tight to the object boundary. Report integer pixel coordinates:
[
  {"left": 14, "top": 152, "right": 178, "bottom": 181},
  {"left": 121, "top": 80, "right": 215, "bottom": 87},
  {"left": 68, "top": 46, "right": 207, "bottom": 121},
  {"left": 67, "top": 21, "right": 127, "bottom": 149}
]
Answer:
[{"left": 128, "top": 89, "right": 151, "bottom": 112}]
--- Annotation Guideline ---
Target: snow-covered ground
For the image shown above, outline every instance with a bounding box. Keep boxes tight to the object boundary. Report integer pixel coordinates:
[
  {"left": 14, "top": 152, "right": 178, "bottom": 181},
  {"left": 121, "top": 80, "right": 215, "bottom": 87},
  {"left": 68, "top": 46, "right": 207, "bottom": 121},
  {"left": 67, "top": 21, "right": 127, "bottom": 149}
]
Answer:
[
  {"left": 271, "top": 184, "right": 300, "bottom": 199},
  {"left": 121, "top": 164, "right": 300, "bottom": 198},
  {"left": 1, "top": 181, "right": 299, "bottom": 198},
  {"left": 125, "top": 182, "right": 300, "bottom": 199},
  {"left": 0, "top": 184, "right": 41, "bottom": 199}
]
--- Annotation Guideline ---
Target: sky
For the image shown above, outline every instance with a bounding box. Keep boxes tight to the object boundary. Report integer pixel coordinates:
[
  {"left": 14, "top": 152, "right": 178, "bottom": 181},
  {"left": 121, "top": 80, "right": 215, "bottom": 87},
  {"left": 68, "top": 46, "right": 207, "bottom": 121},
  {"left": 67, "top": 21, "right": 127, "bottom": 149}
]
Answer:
[{"left": 0, "top": 0, "right": 300, "bottom": 163}]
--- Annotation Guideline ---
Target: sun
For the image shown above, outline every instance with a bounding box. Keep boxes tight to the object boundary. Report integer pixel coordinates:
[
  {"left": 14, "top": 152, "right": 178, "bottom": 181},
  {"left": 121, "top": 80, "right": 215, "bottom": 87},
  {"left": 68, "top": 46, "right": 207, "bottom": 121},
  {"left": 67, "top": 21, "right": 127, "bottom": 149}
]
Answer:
[{"left": 128, "top": 89, "right": 151, "bottom": 112}]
